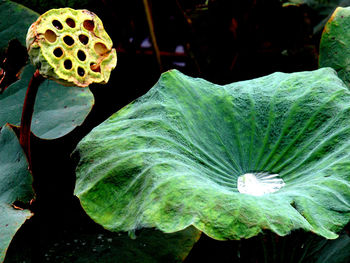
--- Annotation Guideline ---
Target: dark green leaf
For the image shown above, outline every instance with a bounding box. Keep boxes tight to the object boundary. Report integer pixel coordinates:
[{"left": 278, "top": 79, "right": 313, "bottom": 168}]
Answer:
[
  {"left": 0, "top": 64, "right": 94, "bottom": 139},
  {"left": 314, "top": 235, "right": 350, "bottom": 263},
  {"left": 0, "top": 124, "right": 33, "bottom": 263},
  {"left": 319, "top": 6, "right": 350, "bottom": 88},
  {"left": 0, "top": 0, "right": 38, "bottom": 52},
  {"left": 302, "top": 232, "right": 350, "bottom": 263},
  {"left": 75, "top": 68, "right": 350, "bottom": 240}
]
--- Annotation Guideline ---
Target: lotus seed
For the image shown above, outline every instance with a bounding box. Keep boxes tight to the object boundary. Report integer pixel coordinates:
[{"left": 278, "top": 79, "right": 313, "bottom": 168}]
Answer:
[
  {"left": 53, "top": 47, "right": 63, "bottom": 57},
  {"left": 77, "top": 50, "right": 86, "bottom": 61},
  {"left": 83, "top": 20, "right": 94, "bottom": 31},
  {"left": 94, "top": 42, "right": 108, "bottom": 55},
  {"left": 64, "top": 60, "right": 72, "bottom": 70},
  {"left": 44, "top": 30, "right": 56, "bottom": 43},
  {"left": 66, "top": 18, "right": 75, "bottom": 28},
  {"left": 52, "top": 20, "right": 63, "bottom": 30},
  {"left": 63, "top": 35, "right": 74, "bottom": 46},
  {"left": 79, "top": 34, "right": 89, "bottom": 45},
  {"left": 77, "top": 67, "right": 85, "bottom": 77}
]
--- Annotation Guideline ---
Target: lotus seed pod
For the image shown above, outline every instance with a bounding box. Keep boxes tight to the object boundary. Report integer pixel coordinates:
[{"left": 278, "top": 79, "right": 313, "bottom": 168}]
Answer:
[{"left": 26, "top": 8, "right": 117, "bottom": 87}]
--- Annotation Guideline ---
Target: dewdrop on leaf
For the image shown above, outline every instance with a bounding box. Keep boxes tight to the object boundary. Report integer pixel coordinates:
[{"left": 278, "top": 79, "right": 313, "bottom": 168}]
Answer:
[{"left": 26, "top": 8, "right": 117, "bottom": 87}]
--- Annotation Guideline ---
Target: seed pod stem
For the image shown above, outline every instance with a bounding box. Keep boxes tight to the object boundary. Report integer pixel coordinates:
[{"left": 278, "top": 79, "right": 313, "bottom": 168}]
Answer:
[{"left": 19, "top": 69, "right": 44, "bottom": 172}]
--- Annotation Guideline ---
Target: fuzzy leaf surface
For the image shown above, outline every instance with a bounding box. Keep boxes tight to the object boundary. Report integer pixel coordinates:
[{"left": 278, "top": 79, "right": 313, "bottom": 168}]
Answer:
[{"left": 75, "top": 68, "right": 350, "bottom": 240}]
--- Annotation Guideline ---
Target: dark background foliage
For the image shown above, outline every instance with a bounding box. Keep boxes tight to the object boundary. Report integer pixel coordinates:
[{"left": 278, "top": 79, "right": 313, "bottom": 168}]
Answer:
[
  {"left": 3, "top": 0, "right": 329, "bottom": 124},
  {"left": 2, "top": 0, "right": 350, "bottom": 262}
]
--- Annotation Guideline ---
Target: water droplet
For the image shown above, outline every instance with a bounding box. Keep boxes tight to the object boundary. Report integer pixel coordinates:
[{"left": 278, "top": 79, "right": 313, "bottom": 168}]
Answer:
[{"left": 237, "top": 173, "right": 285, "bottom": 196}]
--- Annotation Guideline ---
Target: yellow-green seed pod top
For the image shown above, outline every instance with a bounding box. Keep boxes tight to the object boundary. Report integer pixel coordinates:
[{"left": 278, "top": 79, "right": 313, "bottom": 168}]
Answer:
[{"left": 26, "top": 8, "right": 117, "bottom": 87}]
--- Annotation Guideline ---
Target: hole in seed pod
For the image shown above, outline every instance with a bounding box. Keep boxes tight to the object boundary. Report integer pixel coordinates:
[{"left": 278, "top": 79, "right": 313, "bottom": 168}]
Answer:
[
  {"left": 77, "top": 67, "right": 85, "bottom": 76},
  {"left": 64, "top": 59, "right": 72, "bottom": 70},
  {"left": 79, "top": 34, "right": 89, "bottom": 45},
  {"left": 53, "top": 47, "right": 63, "bottom": 57},
  {"left": 83, "top": 20, "right": 95, "bottom": 31},
  {"left": 66, "top": 18, "right": 76, "bottom": 28},
  {"left": 90, "top": 63, "right": 101, "bottom": 73},
  {"left": 63, "top": 35, "right": 75, "bottom": 46},
  {"left": 94, "top": 42, "right": 108, "bottom": 55},
  {"left": 52, "top": 20, "right": 63, "bottom": 30},
  {"left": 45, "top": 30, "right": 57, "bottom": 43},
  {"left": 77, "top": 50, "right": 86, "bottom": 61}
]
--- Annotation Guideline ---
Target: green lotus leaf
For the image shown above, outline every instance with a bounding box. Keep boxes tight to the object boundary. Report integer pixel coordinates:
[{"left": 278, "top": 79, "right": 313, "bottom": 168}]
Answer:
[
  {"left": 302, "top": 231, "right": 350, "bottom": 263},
  {"left": 0, "top": 124, "right": 33, "bottom": 263},
  {"left": 0, "top": 64, "right": 94, "bottom": 139},
  {"left": 313, "top": 235, "right": 350, "bottom": 263},
  {"left": 0, "top": 0, "right": 38, "bottom": 52},
  {"left": 75, "top": 68, "right": 350, "bottom": 240},
  {"left": 319, "top": 6, "right": 350, "bottom": 88}
]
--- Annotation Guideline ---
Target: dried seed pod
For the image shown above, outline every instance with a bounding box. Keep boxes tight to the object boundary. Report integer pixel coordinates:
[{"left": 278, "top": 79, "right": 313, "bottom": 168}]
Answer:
[{"left": 26, "top": 8, "right": 117, "bottom": 87}]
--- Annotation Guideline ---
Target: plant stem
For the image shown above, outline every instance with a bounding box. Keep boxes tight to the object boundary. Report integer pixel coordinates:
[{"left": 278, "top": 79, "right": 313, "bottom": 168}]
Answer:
[
  {"left": 142, "top": 0, "right": 163, "bottom": 72},
  {"left": 19, "top": 69, "right": 44, "bottom": 172},
  {"left": 260, "top": 234, "right": 269, "bottom": 263}
]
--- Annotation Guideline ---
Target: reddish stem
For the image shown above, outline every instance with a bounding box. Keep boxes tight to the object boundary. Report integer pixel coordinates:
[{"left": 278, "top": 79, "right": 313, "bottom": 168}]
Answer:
[{"left": 19, "top": 69, "right": 44, "bottom": 172}]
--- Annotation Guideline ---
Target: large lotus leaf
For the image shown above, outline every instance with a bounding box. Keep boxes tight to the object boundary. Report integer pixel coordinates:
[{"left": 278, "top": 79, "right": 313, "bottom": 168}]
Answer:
[
  {"left": 0, "top": 124, "right": 33, "bottom": 262},
  {"left": 0, "top": 0, "right": 38, "bottom": 52},
  {"left": 0, "top": 64, "right": 94, "bottom": 139},
  {"left": 319, "top": 6, "right": 350, "bottom": 88},
  {"left": 5, "top": 226, "right": 200, "bottom": 263},
  {"left": 75, "top": 68, "right": 350, "bottom": 240}
]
